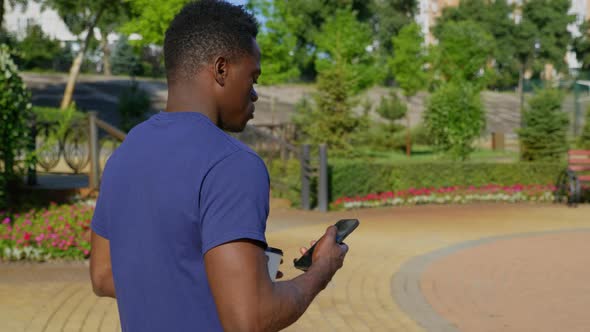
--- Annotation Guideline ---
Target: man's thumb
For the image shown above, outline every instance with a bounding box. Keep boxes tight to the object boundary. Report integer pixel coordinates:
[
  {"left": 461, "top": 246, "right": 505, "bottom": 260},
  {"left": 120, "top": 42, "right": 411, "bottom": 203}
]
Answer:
[{"left": 324, "top": 225, "right": 337, "bottom": 241}]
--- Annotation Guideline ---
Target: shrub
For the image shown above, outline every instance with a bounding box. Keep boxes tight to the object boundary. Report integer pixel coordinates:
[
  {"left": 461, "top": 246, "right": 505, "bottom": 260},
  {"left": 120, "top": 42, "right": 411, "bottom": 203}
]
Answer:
[
  {"left": 519, "top": 89, "right": 569, "bottom": 161},
  {"left": 267, "top": 158, "right": 301, "bottom": 207},
  {"left": 16, "top": 24, "right": 62, "bottom": 71},
  {"left": 118, "top": 83, "right": 151, "bottom": 132},
  {"left": 330, "top": 160, "right": 564, "bottom": 200},
  {"left": 424, "top": 82, "right": 486, "bottom": 160},
  {"left": 0, "top": 46, "right": 32, "bottom": 210},
  {"left": 0, "top": 203, "right": 93, "bottom": 261}
]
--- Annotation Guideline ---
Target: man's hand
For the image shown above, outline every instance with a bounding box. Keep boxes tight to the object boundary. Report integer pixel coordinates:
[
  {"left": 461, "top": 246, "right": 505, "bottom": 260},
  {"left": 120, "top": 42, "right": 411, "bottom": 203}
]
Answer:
[
  {"left": 204, "top": 230, "right": 350, "bottom": 332},
  {"left": 300, "top": 226, "right": 349, "bottom": 288}
]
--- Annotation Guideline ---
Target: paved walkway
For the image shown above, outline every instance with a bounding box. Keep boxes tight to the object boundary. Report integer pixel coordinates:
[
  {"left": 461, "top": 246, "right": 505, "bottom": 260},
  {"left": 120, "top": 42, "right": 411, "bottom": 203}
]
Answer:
[{"left": 1, "top": 203, "right": 589, "bottom": 331}]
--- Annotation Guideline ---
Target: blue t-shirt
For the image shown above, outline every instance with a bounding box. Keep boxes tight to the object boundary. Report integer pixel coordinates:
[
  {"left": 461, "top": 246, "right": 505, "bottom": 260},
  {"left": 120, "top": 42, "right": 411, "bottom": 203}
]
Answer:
[{"left": 91, "top": 111, "right": 270, "bottom": 332}]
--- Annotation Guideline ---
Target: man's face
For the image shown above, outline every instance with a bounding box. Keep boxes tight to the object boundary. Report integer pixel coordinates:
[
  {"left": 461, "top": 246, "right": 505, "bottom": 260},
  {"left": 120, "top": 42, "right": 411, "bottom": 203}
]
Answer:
[{"left": 217, "top": 39, "right": 261, "bottom": 132}]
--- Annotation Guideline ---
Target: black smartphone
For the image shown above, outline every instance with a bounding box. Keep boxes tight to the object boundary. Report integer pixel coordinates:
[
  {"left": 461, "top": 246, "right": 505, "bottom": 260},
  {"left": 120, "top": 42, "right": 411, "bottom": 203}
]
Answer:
[{"left": 293, "top": 219, "right": 360, "bottom": 272}]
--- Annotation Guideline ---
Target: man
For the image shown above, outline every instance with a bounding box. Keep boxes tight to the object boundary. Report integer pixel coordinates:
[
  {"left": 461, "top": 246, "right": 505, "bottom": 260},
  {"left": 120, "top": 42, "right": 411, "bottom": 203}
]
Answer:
[{"left": 89, "top": 1, "right": 349, "bottom": 331}]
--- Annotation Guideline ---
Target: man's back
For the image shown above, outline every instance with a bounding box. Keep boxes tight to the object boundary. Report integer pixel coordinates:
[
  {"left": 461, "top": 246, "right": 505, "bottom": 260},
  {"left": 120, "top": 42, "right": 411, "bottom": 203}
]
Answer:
[{"left": 91, "top": 111, "right": 269, "bottom": 331}]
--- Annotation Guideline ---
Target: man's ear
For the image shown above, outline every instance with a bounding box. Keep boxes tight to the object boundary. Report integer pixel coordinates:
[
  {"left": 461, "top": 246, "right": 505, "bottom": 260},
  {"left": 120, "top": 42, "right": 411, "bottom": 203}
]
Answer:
[{"left": 214, "top": 56, "right": 228, "bottom": 87}]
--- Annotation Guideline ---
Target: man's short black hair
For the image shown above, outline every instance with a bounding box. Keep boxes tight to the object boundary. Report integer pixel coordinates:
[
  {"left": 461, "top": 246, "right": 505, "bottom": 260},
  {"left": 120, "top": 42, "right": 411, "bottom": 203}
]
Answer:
[{"left": 164, "top": 0, "right": 259, "bottom": 82}]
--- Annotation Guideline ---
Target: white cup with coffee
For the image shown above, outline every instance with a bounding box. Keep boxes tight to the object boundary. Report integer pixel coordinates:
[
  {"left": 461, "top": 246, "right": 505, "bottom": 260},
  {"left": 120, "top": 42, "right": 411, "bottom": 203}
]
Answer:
[{"left": 264, "top": 247, "right": 283, "bottom": 281}]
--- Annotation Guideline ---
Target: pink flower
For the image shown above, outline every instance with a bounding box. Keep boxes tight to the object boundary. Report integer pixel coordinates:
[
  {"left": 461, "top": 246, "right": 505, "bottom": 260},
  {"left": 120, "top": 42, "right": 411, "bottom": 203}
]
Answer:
[{"left": 1, "top": 218, "right": 10, "bottom": 225}]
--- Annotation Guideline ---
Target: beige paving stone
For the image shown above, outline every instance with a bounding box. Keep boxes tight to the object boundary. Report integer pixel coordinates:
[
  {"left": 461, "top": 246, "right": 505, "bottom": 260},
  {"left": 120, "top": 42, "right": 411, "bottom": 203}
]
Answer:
[{"left": 1, "top": 204, "right": 589, "bottom": 331}]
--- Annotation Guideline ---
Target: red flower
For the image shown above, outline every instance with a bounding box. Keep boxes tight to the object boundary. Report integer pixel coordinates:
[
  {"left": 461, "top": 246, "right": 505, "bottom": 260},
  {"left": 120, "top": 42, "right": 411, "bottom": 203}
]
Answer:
[{"left": 23, "top": 232, "right": 32, "bottom": 241}]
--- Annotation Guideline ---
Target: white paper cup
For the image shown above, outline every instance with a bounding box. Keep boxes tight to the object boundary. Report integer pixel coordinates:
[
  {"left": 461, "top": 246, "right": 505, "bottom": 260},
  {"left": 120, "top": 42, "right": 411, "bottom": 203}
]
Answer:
[{"left": 264, "top": 247, "right": 283, "bottom": 281}]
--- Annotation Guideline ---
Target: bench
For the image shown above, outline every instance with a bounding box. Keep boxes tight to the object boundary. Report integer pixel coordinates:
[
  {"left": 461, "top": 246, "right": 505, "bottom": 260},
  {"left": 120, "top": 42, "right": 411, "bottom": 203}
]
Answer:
[{"left": 556, "top": 150, "right": 590, "bottom": 206}]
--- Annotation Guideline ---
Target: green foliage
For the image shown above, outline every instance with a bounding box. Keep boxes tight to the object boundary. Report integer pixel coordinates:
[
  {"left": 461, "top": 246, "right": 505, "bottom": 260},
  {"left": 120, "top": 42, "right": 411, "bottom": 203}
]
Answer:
[
  {"left": 330, "top": 160, "right": 564, "bottom": 199},
  {"left": 0, "top": 46, "right": 32, "bottom": 210},
  {"left": 580, "top": 106, "right": 590, "bottom": 149},
  {"left": 111, "top": 36, "right": 143, "bottom": 76},
  {"left": 424, "top": 82, "right": 486, "bottom": 160},
  {"left": 433, "top": 20, "right": 494, "bottom": 87},
  {"left": 435, "top": 0, "right": 517, "bottom": 88},
  {"left": 293, "top": 67, "right": 361, "bottom": 153},
  {"left": 32, "top": 106, "right": 85, "bottom": 123},
  {"left": 574, "top": 22, "right": 590, "bottom": 71},
  {"left": 519, "top": 89, "right": 569, "bottom": 161},
  {"left": 122, "top": 0, "right": 189, "bottom": 46},
  {"left": 267, "top": 158, "right": 301, "bottom": 207},
  {"left": 370, "top": 0, "right": 418, "bottom": 56},
  {"left": 118, "top": 83, "right": 151, "bottom": 132},
  {"left": 314, "top": 8, "right": 380, "bottom": 93},
  {"left": 247, "top": 0, "right": 373, "bottom": 80},
  {"left": 389, "top": 23, "right": 428, "bottom": 97},
  {"left": 16, "top": 24, "right": 62, "bottom": 70},
  {"left": 293, "top": 8, "right": 376, "bottom": 153},
  {"left": 376, "top": 91, "right": 407, "bottom": 123},
  {"left": 521, "top": 0, "right": 575, "bottom": 73},
  {"left": 248, "top": 0, "right": 299, "bottom": 85}
]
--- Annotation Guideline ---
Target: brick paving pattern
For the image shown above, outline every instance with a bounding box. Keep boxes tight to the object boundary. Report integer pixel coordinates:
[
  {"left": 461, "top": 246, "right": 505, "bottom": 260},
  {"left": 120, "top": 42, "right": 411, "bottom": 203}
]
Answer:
[{"left": 1, "top": 204, "right": 589, "bottom": 331}]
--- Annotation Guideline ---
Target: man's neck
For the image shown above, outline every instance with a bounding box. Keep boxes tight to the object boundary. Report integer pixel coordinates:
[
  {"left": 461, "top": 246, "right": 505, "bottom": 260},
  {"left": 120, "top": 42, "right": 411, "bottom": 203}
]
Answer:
[{"left": 166, "top": 81, "right": 218, "bottom": 126}]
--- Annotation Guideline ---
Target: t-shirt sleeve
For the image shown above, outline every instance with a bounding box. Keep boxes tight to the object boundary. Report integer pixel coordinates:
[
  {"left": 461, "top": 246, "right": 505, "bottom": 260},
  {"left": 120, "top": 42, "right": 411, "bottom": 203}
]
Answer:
[
  {"left": 199, "top": 150, "right": 270, "bottom": 254},
  {"left": 91, "top": 178, "right": 110, "bottom": 239}
]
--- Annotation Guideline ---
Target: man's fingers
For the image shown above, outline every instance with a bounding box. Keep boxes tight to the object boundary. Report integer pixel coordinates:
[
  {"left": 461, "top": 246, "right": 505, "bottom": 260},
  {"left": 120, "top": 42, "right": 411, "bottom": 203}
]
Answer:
[
  {"left": 325, "top": 225, "right": 337, "bottom": 240},
  {"left": 299, "top": 247, "right": 307, "bottom": 255},
  {"left": 339, "top": 243, "right": 349, "bottom": 255}
]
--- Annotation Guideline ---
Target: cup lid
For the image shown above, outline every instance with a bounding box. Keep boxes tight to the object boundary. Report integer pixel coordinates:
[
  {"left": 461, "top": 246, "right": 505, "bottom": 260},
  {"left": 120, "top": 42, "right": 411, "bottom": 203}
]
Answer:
[{"left": 265, "top": 246, "right": 283, "bottom": 256}]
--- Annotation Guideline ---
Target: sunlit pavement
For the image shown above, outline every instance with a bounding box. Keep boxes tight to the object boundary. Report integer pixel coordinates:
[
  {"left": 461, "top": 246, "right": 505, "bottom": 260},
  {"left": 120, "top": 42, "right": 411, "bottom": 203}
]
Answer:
[{"left": 2, "top": 203, "right": 589, "bottom": 332}]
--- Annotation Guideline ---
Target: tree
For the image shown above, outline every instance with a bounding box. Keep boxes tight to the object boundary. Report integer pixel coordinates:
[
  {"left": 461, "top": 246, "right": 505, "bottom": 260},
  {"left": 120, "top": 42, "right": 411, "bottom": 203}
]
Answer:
[
  {"left": 293, "top": 8, "right": 375, "bottom": 152},
  {"left": 16, "top": 24, "right": 62, "bottom": 70},
  {"left": 0, "top": 46, "right": 32, "bottom": 209},
  {"left": 424, "top": 82, "right": 485, "bottom": 160},
  {"left": 435, "top": 0, "right": 517, "bottom": 88},
  {"left": 122, "top": 0, "right": 190, "bottom": 46},
  {"left": 518, "top": 89, "right": 569, "bottom": 161},
  {"left": 374, "top": 91, "right": 407, "bottom": 148},
  {"left": 432, "top": 20, "right": 495, "bottom": 88},
  {"left": 40, "top": 0, "right": 125, "bottom": 109},
  {"left": 111, "top": 36, "right": 143, "bottom": 77},
  {"left": 573, "top": 21, "right": 590, "bottom": 72},
  {"left": 514, "top": 0, "right": 575, "bottom": 112},
  {"left": 247, "top": 0, "right": 299, "bottom": 85},
  {"left": 389, "top": 22, "right": 428, "bottom": 155},
  {"left": 97, "top": 3, "right": 132, "bottom": 76},
  {"left": 314, "top": 8, "right": 380, "bottom": 94},
  {"left": 370, "top": 0, "right": 417, "bottom": 56}
]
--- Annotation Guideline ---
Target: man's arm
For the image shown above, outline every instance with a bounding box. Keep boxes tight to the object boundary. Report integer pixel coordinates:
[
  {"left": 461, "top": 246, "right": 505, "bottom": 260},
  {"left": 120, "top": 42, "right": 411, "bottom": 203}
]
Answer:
[
  {"left": 90, "top": 231, "right": 116, "bottom": 298},
  {"left": 205, "top": 226, "right": 348, "bottom": 332}
]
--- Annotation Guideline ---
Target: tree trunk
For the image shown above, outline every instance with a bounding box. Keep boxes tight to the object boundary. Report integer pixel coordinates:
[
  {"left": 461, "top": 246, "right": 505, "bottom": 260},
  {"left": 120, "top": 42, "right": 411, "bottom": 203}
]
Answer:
[
  {"left": 405, "top": 96, "right": 412, "bottom": 157},
  {"left": 101, "top": 31, "right": 112, "bottom": 76},
  {"left": 60, "top": 8, "right": 106, "bottom": 109}
]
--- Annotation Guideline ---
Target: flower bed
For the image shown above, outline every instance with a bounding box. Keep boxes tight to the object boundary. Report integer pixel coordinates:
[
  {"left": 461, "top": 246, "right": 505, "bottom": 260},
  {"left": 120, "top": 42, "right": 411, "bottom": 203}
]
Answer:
[
  {"left": 331, "top": 184, "right": 557, "bottom": 210},
  {"left": 0, "top": 202, "right": 94, "bottom": 261}
]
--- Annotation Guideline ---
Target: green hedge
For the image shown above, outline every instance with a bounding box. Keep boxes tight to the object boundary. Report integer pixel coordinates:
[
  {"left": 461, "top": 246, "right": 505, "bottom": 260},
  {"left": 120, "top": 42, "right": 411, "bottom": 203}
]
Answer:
[
  {"left": 32, "top": 106, "right": 85, "bottom": 123},
  {"left": 330, "top": 160, "right": 565, "bottom": 199}
]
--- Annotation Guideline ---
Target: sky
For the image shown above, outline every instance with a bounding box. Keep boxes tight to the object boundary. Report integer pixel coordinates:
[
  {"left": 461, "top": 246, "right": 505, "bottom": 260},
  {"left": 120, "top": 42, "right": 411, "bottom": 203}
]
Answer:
[{"left": 229, "top": 0, "right": 248, "bottom": 6}]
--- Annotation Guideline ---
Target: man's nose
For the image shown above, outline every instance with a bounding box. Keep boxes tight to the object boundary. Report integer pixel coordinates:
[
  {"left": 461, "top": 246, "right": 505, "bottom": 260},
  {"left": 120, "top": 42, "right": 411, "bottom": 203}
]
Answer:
[{"left": 251, "top": 88, "right": 258, "bottom": 102}]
